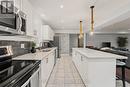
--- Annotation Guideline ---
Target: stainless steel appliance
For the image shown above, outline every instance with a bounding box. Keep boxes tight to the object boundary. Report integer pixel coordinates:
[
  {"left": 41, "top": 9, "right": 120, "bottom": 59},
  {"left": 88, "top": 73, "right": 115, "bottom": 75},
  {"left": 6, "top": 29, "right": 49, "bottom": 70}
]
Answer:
[
  {"left": 0, "top": 5, "right": 26, "bottom": 35},
  {"left": 0, "top": 46, "right": 41, "bottom": 87}
]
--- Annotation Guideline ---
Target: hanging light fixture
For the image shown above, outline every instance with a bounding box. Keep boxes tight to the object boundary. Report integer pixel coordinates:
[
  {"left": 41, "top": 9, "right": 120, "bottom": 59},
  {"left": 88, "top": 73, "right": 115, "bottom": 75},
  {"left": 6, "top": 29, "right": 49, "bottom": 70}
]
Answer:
[
  {"left": 79, "top": 21, "right": 83, "bottom": 39},
  {"left": 90, "top": 6, "right": 95, "bottom": 35}
]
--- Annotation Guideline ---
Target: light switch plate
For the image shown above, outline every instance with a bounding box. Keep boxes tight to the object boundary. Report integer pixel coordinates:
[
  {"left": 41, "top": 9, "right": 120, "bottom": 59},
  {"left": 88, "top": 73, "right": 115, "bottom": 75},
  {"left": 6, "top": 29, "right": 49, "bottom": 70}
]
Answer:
[{"left": 21, "top": 44, "right": 25, "bottom": 48}]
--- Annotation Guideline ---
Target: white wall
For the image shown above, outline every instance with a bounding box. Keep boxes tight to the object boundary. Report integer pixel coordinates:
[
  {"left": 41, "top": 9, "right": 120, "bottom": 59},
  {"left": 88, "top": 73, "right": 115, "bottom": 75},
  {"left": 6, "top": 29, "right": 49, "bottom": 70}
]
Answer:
[{"left": 86, "top": 33, "right": 130, "bottom": 50}]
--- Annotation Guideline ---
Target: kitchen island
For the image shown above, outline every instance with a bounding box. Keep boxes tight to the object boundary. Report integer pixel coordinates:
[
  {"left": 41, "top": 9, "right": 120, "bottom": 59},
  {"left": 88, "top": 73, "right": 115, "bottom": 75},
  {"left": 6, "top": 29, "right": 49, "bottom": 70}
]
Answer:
[{"left": 72, "top": 48, "right": 127, "bottom": 87}]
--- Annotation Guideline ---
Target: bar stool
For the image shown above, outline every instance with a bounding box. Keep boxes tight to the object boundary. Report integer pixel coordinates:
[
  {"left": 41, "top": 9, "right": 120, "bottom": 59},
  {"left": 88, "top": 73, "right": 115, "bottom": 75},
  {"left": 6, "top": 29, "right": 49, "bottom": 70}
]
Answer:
[{"left": 116, "top": 60, "right": 126, "bottom": 87}]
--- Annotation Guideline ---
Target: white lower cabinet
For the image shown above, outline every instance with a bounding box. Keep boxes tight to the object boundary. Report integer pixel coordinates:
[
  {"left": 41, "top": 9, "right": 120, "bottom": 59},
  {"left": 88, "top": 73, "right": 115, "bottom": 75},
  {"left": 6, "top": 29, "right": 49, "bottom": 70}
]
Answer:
[
  {"left": 72, "top": 52, "right": 88, "bottom": 86},
  {"left": 40, "top": 51, "right": 55, "bottom": 87},
  {"left": 73, "top": 49, "right": 117, "bottom": 87}
]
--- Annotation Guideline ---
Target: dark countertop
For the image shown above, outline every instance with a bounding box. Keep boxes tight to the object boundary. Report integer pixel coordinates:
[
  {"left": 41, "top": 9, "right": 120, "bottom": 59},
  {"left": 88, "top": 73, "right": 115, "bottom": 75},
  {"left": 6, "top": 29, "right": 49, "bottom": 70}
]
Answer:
[{"left": 87, "top": 47, "right": 130, "bottom": 68}]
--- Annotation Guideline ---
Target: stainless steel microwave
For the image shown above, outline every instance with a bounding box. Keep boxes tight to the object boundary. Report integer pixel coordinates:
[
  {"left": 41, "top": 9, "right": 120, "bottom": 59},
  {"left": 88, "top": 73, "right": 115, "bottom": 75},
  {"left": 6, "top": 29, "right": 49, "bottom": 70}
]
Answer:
[{"left": 0, "top": 5, "right": 26, "bottom": 35}]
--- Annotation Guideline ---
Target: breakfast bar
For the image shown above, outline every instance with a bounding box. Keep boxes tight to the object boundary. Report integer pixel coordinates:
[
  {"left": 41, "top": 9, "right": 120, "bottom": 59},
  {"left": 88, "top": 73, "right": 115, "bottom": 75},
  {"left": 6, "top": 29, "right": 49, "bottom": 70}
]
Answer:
[{"left": 72, "top": 48, "right": 127, "bottom": 87}]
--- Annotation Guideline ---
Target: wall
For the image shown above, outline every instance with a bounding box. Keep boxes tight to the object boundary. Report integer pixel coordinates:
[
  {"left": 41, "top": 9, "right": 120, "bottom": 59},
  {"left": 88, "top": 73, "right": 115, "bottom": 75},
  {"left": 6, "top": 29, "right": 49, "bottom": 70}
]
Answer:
[
  {"left": 55, "top": 33, "right": 70, "bottom": 54},
  {"left": 69, "top": 34, "right": 78, "bottom": 54},
  {"left": 0, "top": 40, "right": 32, "bottom": 57},
  {"left": 86, "top": 33, "right": 130, "bottom": 50},
  {"left": 60, "top": 33, "right": 70, "bottom": 54}
]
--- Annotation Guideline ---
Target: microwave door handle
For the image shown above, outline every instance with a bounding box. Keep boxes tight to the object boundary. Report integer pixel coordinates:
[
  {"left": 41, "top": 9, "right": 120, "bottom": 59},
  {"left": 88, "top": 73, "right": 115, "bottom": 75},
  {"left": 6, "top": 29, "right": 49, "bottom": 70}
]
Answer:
[
  {"left": 19, "top": 14, "right": 22, "bottom": 32},
  {"left": 17, "top": 12, "right": 22, "bottom": 32},
  {"left": 16, "top": 13, "right": 21, "bottom": 31}
]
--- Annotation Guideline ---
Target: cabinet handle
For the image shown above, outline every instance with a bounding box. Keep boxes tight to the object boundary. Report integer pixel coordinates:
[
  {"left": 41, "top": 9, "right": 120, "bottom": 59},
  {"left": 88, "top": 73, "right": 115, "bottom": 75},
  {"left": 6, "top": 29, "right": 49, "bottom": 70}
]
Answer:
[
  {"left": 81, "top": 56, "right": 83, "bottom": 61},
  {"left": 46, "top": 58, "right": 48, "bottom": 63}
]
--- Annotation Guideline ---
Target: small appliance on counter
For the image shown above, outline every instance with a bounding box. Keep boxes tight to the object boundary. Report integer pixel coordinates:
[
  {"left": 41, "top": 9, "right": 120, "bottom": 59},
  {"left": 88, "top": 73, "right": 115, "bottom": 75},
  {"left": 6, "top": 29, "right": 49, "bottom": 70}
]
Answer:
[{"left": 0, "top": 46, "right": 41, "bottom": 87}]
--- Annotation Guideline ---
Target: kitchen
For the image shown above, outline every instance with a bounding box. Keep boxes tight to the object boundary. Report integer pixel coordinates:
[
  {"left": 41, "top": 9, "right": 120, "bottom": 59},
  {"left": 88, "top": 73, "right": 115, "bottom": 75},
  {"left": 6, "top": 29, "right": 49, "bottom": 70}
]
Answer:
[{"left": 0, "top": 0, "right": 130, "bottom": 87}]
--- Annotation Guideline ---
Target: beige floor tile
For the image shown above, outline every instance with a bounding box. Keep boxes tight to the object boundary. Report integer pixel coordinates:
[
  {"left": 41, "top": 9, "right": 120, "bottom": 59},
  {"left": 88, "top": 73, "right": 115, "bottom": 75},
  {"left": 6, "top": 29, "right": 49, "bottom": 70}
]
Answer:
[
  {"left": 74, "top": 79, "right": 83, "bottom": 84},
  {"left": 47, "top": 55, "right": 130, "bottom": 87},
  {"left": 64, "top": 78, "right": 76, "bottom": 84},
  {"left": 46, "top": 84, "right": 56, "bottom": 87},
  {"left": 75, "top": 84, "right": 85, "bottom": 87},
  {"left": 64, "top": 84, "right": 76, "bottom": 87}
]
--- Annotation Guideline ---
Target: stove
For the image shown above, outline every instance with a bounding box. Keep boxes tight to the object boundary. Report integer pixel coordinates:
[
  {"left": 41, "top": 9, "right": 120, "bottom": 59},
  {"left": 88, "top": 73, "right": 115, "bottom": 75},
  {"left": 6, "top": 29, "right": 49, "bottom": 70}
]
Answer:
[{"left": 0, "top": 46, "right": 41, "bottom": 87}]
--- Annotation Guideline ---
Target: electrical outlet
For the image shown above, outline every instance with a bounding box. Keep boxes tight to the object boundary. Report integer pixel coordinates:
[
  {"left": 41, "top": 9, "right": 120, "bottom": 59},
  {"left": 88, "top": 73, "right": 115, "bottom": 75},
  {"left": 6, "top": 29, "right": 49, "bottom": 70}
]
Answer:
[{"left": 21, "top": 44, "right": 25, "bottom": 48}]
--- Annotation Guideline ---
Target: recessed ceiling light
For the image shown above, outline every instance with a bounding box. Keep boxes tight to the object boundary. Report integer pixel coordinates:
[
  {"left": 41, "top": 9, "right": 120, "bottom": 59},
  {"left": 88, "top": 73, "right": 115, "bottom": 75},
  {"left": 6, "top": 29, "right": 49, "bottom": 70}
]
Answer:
[
  {"left": 61, "top": 20, "right": 64, "bottom": 23},
  {"left": 41, "top": 14, "right": 46, "bottom": 17},
  {"left": 61, "top": 27, "right": 64, "bottom": 29},
  {"left": 60, "top": 5, "right": 64, "bottom": 8}
]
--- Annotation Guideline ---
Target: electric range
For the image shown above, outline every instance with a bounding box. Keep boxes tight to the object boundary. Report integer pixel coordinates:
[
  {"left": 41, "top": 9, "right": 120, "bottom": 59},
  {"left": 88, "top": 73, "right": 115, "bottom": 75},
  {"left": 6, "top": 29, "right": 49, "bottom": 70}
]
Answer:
[{"left": 0, "top": 46, "right": 41, "bottom": 87}]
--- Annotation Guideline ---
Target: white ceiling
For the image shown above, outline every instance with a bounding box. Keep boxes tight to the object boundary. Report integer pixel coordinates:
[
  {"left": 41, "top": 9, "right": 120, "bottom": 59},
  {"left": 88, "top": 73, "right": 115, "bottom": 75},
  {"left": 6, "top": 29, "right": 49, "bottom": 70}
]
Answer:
[
  {"left": 96, "top": 18, "right": 130, "bottom": 33},
  {"left": 29, "top": 0, "right": 130, "bottom": 33}
]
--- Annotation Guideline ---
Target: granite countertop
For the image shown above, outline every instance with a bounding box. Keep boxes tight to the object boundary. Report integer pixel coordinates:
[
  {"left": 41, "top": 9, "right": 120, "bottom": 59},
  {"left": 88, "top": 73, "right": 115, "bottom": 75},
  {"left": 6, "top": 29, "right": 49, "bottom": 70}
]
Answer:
[
  {"left": 13, "top": 47, "right": 57, "bottom": 60},
  {"left": 73, "top": 48, "right": 127, "bottom": 59}
]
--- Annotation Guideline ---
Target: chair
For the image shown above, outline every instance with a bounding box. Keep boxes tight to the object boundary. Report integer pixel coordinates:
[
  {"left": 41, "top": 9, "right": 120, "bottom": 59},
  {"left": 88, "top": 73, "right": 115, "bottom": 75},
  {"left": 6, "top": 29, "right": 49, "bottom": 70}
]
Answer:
[{"left": 116, "top": 60, "right": 126, "bottom": 87}]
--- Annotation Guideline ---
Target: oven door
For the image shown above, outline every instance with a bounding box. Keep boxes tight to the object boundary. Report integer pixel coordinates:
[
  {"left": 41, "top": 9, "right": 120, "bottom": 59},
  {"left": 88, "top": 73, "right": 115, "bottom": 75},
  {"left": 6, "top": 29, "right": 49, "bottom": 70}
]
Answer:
[
  {"left": 21, "top": 79, "right": 31, "bottom": 87},
  {"left": 21, "top": 67, "right": 40, "bottom": 87}
]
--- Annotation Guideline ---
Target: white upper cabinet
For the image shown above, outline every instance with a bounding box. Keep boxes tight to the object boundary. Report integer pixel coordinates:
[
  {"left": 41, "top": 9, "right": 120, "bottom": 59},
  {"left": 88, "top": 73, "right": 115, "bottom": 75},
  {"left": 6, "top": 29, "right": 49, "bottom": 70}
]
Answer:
[
  {"left": 22, "top": 0, "right": 34, "bottom": 37},
  {"left": 42, "top": 25, "right": 54, "bottom": 41},
  {"left": 14, "top": 0, "right": 22, "bottom": 10}
]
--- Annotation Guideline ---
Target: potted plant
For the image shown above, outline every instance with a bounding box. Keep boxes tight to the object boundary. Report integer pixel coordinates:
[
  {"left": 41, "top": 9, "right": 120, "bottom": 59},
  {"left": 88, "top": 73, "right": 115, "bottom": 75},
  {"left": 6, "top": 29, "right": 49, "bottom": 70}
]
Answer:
[
  {"left": 31, "top": 42, "right": 36, "bottom": 53},
  {"left": 117, "top": 37, "right": 128, "bottom": 47}
]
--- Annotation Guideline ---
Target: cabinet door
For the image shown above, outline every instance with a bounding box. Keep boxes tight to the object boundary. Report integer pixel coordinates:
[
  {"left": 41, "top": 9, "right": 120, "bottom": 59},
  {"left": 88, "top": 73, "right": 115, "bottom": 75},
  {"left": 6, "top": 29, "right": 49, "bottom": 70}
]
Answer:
[
  {"left": 22, "top": 0, "right": 34, "bottom": 37},
  {"left": 42, "top": 26, "right": 49, "bottom": 40},
  {"left": 14, "top": 0, "right": 22, "bottom": 10},
  {"left": 80, "top": 55, "right": 88, "bottom": 85},
  {"left": 41, "top": 59, "right": 48, "bottom": 87},
  {"left": 42, "top": 25, "right": 54, "bottom": 41},
  {"left": 31, "top": 69, "right": 40, "bottom": 87}
]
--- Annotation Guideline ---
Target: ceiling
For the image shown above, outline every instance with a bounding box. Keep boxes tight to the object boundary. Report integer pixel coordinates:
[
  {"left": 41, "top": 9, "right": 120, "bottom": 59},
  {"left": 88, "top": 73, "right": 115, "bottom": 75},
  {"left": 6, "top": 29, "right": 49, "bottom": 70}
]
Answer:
[
  {"left": 96, "top": 18, "right": 130, "bottom": 33},
  {"left": 29, "top": 0, "right": 130, "bottom": 33}
]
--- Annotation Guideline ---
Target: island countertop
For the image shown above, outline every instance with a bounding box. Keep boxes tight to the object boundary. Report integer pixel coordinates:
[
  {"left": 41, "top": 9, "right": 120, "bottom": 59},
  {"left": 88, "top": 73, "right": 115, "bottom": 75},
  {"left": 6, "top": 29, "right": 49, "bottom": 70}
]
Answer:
[{"left": 73, "top": 48, "right": 127, "bottom": 59}]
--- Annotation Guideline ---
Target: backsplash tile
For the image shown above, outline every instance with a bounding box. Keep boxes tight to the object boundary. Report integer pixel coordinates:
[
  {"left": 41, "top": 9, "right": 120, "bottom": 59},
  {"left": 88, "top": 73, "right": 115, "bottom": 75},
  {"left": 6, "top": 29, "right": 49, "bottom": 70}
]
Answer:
[{"left": 0, "top": 40, "right": 32, "bottom": 57}]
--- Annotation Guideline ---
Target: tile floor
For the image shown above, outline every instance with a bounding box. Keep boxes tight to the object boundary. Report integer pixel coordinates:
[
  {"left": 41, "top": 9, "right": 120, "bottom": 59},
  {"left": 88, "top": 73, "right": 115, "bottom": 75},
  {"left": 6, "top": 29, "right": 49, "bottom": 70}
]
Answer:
[{"left": 46, "top": 55, "right": 130, "bottom": 87}]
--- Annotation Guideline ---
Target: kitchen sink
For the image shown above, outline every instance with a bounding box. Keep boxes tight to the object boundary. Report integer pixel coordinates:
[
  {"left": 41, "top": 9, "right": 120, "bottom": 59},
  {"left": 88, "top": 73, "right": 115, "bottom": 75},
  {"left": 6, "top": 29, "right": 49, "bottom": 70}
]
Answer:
[{"left": 42, "top": 49, "right": 51, "bottom": 52}]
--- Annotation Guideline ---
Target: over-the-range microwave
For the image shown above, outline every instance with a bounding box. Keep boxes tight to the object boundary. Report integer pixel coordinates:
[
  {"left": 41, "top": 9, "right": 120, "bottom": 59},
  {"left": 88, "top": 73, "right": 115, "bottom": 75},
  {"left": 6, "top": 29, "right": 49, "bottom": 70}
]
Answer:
[{"left": 0, "top": 5, "right": 26, "bottom": 35}]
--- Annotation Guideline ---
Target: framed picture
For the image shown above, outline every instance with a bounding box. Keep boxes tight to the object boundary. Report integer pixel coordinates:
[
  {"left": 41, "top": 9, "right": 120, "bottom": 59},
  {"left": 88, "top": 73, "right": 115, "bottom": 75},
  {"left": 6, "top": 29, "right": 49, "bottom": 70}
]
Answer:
[{"left": 1, "top": 1, "right": 14, "bottom": 14}]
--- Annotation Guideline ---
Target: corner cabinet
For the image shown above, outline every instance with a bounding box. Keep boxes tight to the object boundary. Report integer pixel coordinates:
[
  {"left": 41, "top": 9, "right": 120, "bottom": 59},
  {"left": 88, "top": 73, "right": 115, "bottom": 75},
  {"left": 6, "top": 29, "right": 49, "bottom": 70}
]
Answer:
[{"left": 42, "top": 25, "right": 54, "bottom": 41}]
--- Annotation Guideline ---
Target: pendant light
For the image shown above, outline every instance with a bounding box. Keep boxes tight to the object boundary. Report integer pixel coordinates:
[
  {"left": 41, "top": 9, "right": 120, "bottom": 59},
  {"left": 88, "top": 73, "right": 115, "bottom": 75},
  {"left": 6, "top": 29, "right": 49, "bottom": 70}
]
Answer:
[
  {"left": 79, "top": 21, "right": 83, "bottom": 39},
  {"left": 90, "top": 6, "right": 95, "bottom": 35}
]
